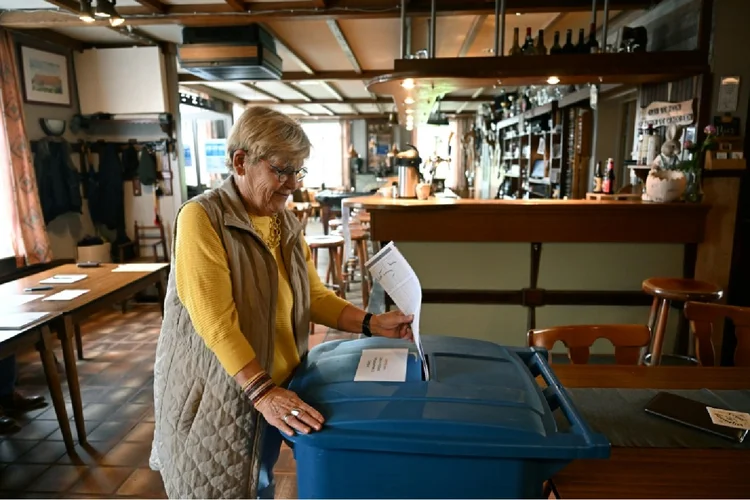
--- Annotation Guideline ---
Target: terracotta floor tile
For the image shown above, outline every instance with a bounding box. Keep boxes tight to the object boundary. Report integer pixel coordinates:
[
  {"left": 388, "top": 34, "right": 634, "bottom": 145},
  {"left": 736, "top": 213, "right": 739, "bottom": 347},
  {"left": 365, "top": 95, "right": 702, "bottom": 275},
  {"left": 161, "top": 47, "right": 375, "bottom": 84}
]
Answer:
[
  {"left": 26, "top": 464, "right": 88, "bottom": 492},
  {"left": 10, "top": 420, "right": 60, "bottom": 440},
  {"left": 80, "top": 403, "right": 119, "bottom": 422},
  {"left": 273, "top": 447, "right": 296, "bottom": 473},
  {"left": 69, "top": 466, "right": 134, "bottom": 495},
  {"left": 123, "top": 422, "right": 155, "bottom": 443},
  {"left": 116, "top": 468, "right": 167, "bottom": 498},
  {"left": 0, "top": 439, "right": 37, "bottom": 463},
  {"left": 0, "top": 464, "right": 49, "bottom": 490},
  {"left": 16, "top": 441, "right": 68, "bottom": 464},
  {"left": 100, "top": 441, "right": 152, "bottom": 467},
  {"left": 55, "top": 440, "right": 121, "bottom": 466},
  {"left": 85, "top": 421, "right": 139, "bottom": 443},
  {"left": 112, "top": 404, "right": 150, "bottom": 421},
  {"left": 273, "top": 472, "right": 298, "bottom": 499}
]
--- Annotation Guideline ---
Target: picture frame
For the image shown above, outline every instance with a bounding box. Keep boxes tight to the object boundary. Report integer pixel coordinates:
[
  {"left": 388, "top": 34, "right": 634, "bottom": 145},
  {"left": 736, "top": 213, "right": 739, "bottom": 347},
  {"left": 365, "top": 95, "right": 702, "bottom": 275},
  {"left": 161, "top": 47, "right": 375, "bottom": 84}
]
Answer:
[{"left": 18, "top": 45, "right": 71, "bottom": 107}]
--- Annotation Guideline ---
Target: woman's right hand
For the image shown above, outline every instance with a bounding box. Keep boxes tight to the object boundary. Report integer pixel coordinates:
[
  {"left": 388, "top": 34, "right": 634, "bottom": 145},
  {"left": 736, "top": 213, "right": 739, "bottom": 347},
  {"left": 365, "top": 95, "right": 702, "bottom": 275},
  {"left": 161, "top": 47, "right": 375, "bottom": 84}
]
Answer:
[{"left": 255, "top": 386, "right": 325, "bottom": 437}]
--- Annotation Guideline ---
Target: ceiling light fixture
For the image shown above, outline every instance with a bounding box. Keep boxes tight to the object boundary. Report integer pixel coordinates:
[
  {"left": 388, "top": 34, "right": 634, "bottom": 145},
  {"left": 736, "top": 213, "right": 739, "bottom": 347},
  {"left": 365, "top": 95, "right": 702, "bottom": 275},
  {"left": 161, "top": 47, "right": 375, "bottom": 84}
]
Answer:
[
  {"left": 401, "top": 78, "right": 415, "bottom": 89},
  {"left": 404, "top": 97, "right": 415, "bottom": 105},
  {"left": 546, "top": 76, "right": 560, "bottom": 85},
  {"left": 405, "top": 109, "right": 414, "bottom": 114},
  {"left": 78, "top": 0, "right": 95, "bottom": 22},
  {"left": 109, "top": 14, "right": 124, "bottom": 26}
]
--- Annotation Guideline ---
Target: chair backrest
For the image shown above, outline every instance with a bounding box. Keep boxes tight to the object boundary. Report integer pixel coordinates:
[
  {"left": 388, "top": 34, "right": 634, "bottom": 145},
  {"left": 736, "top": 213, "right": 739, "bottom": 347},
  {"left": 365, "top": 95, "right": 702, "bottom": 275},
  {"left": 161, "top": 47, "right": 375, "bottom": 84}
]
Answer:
[
  {"left": 684, "top": 301, "right": 750, "bottom": 366},
  {"left": 527, "top": 324, "right": 651, "bottom": 365},
  {"left": 134, "top": 222, "right": 168, "bottom": 261}
]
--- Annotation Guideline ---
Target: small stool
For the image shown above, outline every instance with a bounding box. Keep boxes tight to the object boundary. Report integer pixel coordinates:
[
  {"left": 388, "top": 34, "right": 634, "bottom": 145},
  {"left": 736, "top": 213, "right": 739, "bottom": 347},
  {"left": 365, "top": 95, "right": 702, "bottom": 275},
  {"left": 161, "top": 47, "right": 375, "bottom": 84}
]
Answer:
[
  {"left": 349, "top": 228, "right": 372, "bottom": 308},
  {"left": 640, "top": 277, "right": 723, "bottom": 366},
  {"left": 306, "top": 235, "right": 346, "bottom": 300},
  {"left": 329, "top": 218, "right": 361, "bottom": 232}
]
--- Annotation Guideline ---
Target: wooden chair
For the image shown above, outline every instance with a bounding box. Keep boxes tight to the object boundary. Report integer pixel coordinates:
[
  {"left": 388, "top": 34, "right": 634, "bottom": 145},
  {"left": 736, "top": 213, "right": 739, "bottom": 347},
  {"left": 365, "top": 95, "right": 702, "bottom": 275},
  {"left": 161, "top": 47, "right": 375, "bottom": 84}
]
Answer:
[
  {"left": 640, "top": 277, "right": 723, "bottom": 365},
  {"left": 118, "top": 222, "right": 168, "bottom": 263},
  {"left": 684, "top": 301, "right": 750, "bottom": 366},
  {"left": 527, "top": 324, "right": 652, "bottom": 365}
]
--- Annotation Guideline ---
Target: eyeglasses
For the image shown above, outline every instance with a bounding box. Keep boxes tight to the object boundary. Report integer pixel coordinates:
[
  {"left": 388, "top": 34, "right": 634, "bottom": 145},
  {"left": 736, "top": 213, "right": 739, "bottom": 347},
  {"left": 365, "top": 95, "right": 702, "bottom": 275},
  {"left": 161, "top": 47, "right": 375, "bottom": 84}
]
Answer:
[{"left": 265, "top": 160, "right": 307, "bottom": 183}]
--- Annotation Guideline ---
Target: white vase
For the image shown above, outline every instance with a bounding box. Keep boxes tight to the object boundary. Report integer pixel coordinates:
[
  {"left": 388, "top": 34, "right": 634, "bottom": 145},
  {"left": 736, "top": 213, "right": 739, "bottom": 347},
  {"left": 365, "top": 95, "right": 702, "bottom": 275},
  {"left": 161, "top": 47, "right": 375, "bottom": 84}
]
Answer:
[{"left": 645, "top": 169, "right": 687, "bottom": 203}]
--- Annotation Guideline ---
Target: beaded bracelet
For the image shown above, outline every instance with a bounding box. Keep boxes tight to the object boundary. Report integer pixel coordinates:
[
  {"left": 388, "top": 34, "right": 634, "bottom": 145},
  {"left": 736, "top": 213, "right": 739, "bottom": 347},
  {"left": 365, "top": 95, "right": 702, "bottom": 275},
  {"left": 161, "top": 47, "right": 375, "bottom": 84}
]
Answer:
[{"left": 242, "top": 371, "right": 276, "bottom": 406}]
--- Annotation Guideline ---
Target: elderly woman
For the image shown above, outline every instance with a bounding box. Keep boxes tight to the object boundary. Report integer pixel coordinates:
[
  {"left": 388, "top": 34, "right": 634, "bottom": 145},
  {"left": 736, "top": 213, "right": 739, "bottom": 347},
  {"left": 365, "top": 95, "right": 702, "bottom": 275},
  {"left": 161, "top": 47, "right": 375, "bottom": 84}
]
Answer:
[{"left": 150, "top": 106, "right": 413, "bottom": 499}]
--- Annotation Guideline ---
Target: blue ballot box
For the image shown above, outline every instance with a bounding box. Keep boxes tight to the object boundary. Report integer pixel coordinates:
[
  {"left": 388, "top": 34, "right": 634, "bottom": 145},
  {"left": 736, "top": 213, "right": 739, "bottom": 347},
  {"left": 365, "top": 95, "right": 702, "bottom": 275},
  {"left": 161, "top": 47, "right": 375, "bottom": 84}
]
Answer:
[{"left": 285, "top": 335, "right": 610, "bottom": 499}]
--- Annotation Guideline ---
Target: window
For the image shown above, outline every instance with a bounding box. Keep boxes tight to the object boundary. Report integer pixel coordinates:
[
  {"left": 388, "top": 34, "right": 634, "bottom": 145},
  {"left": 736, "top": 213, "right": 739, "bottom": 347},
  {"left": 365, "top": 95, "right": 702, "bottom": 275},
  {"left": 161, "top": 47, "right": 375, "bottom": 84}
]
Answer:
[
  {"left": 0, "top": 110, "right": 16, "bottom": 259},
  {"left": 300, "top": 121, "right": 343, "bottom": 188},
  {"left": 415, "top": 122, "right": 458, "bottom": 187}
]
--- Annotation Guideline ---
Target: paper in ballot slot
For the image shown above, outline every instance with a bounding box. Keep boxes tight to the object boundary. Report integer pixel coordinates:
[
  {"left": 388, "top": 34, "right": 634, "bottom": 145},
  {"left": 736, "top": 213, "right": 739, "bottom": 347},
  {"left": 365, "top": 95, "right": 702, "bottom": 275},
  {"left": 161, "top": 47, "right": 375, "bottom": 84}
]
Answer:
[
  {"left": 364, "top": 242, "right": 429, "bottom": 380},
  {"left": 354, "top": 348, "right": 409, "bottom": 382}
]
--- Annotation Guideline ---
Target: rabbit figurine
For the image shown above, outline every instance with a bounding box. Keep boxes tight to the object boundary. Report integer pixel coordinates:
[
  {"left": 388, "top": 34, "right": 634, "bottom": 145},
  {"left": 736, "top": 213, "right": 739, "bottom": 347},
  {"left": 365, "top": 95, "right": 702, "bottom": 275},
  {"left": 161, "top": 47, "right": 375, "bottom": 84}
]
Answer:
[{"left": 651, "top": 124, "right": 683, "bottom": 170}]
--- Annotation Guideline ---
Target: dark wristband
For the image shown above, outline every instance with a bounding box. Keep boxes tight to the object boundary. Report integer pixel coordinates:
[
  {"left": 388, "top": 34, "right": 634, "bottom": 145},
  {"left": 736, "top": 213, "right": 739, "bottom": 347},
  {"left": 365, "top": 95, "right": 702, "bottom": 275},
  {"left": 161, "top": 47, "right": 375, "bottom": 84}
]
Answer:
[{"left": 362, "top": 312, "right": 373, "bottom": 337}]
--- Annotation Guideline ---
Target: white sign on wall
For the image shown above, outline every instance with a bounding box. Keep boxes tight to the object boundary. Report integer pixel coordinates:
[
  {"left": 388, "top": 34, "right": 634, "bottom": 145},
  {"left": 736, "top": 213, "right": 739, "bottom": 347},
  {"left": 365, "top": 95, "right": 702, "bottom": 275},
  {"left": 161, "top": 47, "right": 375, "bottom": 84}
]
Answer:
[{"left": 639, "top": 99, "right": 695, "bottom": 128}]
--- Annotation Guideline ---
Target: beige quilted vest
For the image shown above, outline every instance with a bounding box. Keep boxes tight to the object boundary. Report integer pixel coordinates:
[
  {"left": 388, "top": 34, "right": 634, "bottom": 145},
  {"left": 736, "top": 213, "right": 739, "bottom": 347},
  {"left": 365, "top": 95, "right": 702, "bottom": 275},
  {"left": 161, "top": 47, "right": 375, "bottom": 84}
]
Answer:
[{"left": 150, "top": 176, "right": 311, "bottom": 499}]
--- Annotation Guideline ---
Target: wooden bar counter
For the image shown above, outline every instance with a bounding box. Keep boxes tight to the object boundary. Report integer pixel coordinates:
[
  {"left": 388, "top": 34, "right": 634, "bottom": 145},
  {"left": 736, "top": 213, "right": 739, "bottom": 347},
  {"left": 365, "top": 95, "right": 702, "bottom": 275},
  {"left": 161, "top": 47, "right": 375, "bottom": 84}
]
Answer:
[{"left": 343, "top": 195, "right": 711, "bottom": 351}]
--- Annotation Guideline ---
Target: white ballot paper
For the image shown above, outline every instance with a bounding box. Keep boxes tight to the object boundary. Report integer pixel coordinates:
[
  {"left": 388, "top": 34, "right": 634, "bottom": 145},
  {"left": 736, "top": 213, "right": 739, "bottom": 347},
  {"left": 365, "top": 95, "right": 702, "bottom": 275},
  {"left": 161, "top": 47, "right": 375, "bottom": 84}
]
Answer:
[
  {"left": 42, "top": 289, "right": 90, "bottom": 301},
  {"left": 0, "top": 295, "right": 44, "bottom": 308},
  {"left": 112, "top": 263, "right": 167, "bottom": 273},
  {"left": 365, "top": 242, "right": 429, "bottom": 380},
  {"left": 354, "top": 348, "right": 409, "bottom": 382},
  {"left": 39, "top": 274, "right": 87, "bottom": 284}
]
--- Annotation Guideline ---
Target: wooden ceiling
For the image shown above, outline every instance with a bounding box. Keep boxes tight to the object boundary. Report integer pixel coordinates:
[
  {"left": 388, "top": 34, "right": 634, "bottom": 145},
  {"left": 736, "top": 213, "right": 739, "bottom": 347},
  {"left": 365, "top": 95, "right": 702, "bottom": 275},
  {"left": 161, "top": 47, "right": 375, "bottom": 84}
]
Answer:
[{"left": 0, "top": 0, "right": 655, "bottom": 119}]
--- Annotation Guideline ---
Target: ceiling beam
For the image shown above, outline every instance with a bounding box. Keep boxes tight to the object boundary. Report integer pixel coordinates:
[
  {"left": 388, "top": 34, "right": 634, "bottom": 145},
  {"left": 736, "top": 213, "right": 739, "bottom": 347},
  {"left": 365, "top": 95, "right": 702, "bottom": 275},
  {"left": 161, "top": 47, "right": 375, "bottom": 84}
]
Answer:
[
  {"left": 458, "top": 15, "right": 486, "bottom": 57},
  {"left": 1, "top": 0, "right": 657, "bottom": 27},
  {"left": 259, "top": 22, "right": 314, "bottom": 74},
  {"left": 287, "top": 83, "right": 337, "bottom": 116},
  {"left": 326, "top": 19, "right": 362, "bottom": 73},
  {"left": 134, "top": 0, "right": 168, "bottom": 14},
  {"left": 13, "top": 28, "right": 85, "bottom": 51},
  {"left": 239, "top": 97, "right": 492, "bottom": 105},
  {"left": 224, "top": 0, "right": 246, "bottom": 12},
  {"left": 179, "top": 71, "right": 386, "bottom": 84},
  {"left": 242, "top": 83, "right": 281, "bottom": 103}
]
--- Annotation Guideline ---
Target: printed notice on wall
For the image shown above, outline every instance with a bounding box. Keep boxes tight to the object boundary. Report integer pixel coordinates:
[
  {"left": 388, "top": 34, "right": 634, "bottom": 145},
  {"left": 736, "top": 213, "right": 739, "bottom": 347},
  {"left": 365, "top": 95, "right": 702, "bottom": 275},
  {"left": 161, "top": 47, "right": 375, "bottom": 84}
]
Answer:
[{"left": 354, "top": 348, "right": 409, "bottom": 382}]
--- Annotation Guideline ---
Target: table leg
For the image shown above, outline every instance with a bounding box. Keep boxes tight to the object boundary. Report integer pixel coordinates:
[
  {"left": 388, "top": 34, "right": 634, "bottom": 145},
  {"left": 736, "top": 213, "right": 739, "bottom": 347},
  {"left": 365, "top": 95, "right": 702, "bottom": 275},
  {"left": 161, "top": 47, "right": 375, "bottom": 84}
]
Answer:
[
  {"left": 37, "top": 325, "right": 75, "bottom": 453},
  {"left": 55, "top": 316, "right": 87, "bottom": 444},
  {"left": 74, "top": 323, "right": 84, "bottom": 361},
  {"left": 322, "top": 206, "right": 331, "bottom": 235}
]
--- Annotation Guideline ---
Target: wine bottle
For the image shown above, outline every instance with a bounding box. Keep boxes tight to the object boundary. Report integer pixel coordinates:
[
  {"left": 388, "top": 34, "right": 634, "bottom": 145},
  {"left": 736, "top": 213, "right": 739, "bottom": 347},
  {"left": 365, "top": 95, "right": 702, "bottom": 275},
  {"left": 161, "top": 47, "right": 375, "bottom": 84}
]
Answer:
[
  {"left": 535, "top": 29, "right": 547, "bottom": 55},
  {"left": 522, "top": 27, "right": 535, "bottom": 55},
  {"left": 509, "top": 27, "right": 522, "bottom": 56},
  {"left": 603, "top": 158, "right": 616, "bottom": 194},
  {"left": 562, "top": 29, "right": 575, "bottom": 53},
  {"left": 576, "top": 28, "right": 587, "bottom": 53},
  {"left": 593, "top": 161, "right": 603, "bottom": 193},
  {"left": 587, "top": 22, "right": 600, "bottom": 53},
  {"left": 550, "top": 31, "right": 563, "bottom": 54}
]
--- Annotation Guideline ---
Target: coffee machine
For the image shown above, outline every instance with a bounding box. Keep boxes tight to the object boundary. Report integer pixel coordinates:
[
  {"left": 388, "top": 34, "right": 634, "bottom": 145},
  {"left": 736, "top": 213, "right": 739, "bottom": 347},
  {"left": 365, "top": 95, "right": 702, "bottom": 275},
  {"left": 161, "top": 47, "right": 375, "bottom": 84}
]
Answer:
[{"left": 395, "top": 144, "right": 422, "bottom": 198}]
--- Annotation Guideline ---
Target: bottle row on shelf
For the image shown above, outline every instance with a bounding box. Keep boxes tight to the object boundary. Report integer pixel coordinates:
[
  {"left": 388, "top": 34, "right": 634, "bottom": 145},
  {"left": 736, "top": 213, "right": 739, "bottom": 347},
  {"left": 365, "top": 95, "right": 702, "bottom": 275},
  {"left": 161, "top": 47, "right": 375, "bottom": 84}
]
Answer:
[{"left": 506, "top": 24, "right": 648, "bottom": 56}]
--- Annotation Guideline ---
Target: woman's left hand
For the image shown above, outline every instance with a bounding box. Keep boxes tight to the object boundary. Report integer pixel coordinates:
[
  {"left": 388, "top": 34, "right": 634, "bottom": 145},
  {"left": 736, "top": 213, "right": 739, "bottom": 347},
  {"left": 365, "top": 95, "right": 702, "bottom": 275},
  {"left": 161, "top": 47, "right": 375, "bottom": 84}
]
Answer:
[{"left": 371, "top": 311, "right": 414, "bottom": 341}]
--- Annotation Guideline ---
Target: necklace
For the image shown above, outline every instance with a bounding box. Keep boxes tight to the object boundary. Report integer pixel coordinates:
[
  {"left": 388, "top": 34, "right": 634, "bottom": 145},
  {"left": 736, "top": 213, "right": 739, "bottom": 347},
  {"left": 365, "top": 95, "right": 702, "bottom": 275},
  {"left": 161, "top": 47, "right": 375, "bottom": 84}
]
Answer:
[{"left": 249, "top": 214, "right": 281, "bottom": 250}]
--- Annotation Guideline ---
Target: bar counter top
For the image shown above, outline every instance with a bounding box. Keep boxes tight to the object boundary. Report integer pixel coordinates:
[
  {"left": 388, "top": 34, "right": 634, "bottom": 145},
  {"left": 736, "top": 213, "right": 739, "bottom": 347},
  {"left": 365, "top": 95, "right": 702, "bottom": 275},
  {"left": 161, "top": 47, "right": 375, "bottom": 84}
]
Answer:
[{"left": 342, "top": 195, "right": 710, "bottom": 243}]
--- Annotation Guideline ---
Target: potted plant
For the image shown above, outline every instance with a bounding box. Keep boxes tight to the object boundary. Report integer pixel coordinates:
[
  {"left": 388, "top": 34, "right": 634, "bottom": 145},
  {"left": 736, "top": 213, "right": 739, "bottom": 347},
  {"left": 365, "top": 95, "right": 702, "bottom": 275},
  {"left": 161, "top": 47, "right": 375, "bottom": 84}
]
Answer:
[{"left": 674, "top": 124, "right": 718, "bottom": 202}]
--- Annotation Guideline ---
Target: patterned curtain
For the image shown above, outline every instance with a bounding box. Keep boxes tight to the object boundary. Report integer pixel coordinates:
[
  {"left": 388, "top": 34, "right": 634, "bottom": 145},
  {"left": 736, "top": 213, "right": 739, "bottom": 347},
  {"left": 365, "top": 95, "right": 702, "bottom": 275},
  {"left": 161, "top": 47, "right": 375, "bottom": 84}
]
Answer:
[{"left": 0, "top": 29, "right": 53, "bottom": 266}]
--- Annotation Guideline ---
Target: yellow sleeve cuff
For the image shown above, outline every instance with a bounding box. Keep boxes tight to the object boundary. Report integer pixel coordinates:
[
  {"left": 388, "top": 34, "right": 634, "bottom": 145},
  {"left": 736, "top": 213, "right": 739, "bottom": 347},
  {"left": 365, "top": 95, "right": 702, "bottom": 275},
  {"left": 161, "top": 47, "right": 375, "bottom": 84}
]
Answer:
[
  {"left": 310, "top": 294, "right": 349, "bottom": 329},
  {"left": 211, "top": 337, "right": 257, "bottom": 377}
]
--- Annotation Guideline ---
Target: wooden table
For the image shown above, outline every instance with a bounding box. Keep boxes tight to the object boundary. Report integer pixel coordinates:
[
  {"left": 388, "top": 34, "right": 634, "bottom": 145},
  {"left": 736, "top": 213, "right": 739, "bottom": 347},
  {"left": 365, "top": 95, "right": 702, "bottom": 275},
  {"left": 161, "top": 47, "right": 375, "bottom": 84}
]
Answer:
[
  {"left": 550, "top": 365, "right": 750, "bottom": 498},
  {"left": 0, "top": 263, "right": 168, "bottom": 445},
  {"left": 0, "top": 312, "right": 74, "bottom": 452}
]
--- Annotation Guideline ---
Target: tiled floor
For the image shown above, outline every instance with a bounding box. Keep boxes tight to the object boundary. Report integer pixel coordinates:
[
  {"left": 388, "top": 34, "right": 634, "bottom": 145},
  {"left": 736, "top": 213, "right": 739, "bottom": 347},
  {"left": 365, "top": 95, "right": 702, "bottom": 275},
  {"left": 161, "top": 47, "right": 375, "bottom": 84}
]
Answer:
[{"left": 0, "top": 220, "right": 369, "bottom": 498}]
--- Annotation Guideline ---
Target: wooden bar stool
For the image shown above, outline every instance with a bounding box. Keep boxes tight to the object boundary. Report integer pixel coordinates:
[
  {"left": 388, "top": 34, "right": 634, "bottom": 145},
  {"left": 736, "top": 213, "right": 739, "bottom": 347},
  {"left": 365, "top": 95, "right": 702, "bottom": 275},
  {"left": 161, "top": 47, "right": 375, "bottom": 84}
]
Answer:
[
  {"left": 349, "top": 228, "right": 372, "bottom": 308},
  {"left": 328, "top": 218, "right": 362, "bottom": 232},
  {"left": 306, "top": 235, "right": 346, "bottom": 300},
  {"left": 640, "top": 277, "right": 723, "bottom": 366}
]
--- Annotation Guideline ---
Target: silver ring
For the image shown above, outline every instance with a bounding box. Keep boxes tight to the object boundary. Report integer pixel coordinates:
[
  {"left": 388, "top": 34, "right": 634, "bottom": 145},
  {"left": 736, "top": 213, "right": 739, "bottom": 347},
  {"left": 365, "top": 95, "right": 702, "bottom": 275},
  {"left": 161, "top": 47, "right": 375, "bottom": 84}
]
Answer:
[
  {"left": 282, "top": 413, "right": 291, "bottom": 424},
  {"left": 290, "top": 407, "right": 303, "bottom": 417}
]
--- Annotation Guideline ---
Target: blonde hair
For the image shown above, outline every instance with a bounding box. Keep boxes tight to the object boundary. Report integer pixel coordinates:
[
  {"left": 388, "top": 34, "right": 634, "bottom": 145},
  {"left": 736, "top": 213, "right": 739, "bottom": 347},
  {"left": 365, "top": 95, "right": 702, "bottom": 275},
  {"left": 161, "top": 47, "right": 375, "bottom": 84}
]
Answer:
[{"left": 225, "top": 106, "right": 311, "bottom": 170}]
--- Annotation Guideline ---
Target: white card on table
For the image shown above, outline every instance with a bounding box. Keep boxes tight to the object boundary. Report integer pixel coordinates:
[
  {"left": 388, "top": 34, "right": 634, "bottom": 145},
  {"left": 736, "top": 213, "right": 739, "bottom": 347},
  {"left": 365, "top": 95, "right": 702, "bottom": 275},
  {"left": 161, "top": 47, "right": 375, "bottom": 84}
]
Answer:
[
  {"left": 0, "top": 294, "right": 44, "bottom": 308},
  {"left": 42, "top": 289, "right": 90, "bottom": 301},
  {"left": 39, "top": 274, "right": 87, "bottom": 284},
  {"left": 354, "top": 348, "right": 409, "bottom": 382},
  {"left": 112, "top": 263, "right": 167, "bottom": 272},
  {"left": 0, "top": 312, "right": 51, "bottom": 330}
]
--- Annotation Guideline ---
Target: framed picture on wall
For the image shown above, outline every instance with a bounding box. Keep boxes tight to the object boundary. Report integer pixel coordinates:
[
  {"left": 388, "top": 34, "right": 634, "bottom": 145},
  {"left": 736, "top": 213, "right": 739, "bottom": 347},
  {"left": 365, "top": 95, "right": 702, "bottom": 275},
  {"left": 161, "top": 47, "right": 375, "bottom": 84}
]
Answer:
[{"left": 18, "top": 45, "right": 71, "bottom": 107}]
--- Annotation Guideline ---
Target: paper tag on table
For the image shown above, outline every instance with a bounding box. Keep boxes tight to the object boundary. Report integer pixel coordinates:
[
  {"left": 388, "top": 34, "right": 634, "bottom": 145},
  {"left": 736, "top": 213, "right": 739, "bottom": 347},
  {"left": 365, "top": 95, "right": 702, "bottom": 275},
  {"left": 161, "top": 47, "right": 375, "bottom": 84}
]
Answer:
[
  {"left": 0, "top": 294, "right": 44, "bottom": 308},
  {"left": 365, "top": 242, "right": 429, "bottom": 380},
  {"left": 112, "top": 263, "right": 167, "bottom": 272},
  {"left": 354, "top": 348, "right": 409, "bottom": 382},
  {"left": 0, "top": 312, "right": 50, "bottom": 330},
  {"left": 39, "top": 274, "right": 87, "bottom": 284},
  {"left": 42, "top": 289, "right": 90, "bottom": 301},
  {"left": 707, "top": 407, "right": 750, "bottom": 430}
]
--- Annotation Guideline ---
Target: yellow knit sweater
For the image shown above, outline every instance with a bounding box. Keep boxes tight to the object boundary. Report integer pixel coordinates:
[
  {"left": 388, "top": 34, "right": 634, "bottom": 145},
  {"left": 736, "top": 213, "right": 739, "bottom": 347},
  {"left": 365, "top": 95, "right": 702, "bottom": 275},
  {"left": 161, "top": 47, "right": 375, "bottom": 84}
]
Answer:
[{"left": 175, "top": 202, "right": 348, "bottom": 384}]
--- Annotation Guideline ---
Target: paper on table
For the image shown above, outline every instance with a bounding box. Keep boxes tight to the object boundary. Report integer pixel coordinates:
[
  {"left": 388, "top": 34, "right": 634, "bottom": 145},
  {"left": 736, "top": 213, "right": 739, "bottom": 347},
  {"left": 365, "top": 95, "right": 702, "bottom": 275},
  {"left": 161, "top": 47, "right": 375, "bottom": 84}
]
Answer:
[
  {"left": 112, "top": 263, "right": 167, "bottom": 272},
  {"left": 42, "top": 289, "right": 90, "bottom": 301},
  {"left": 0, "top": 312, "right": 50, "bottom": 330},
  {"left": 39, "top": 274, "right": 87, "bottom": 284},
  {"left": 365, "top": 242, "right": 429, "bottom": 380},
  {"left": 0, "top": 294, "right": 44, "bottom": 308},
  {"left": 707, "top": 407, "right": 750, "bottom": 430},
  {"left": 354, "top": 348, "right": 409, "bottom": 382}
]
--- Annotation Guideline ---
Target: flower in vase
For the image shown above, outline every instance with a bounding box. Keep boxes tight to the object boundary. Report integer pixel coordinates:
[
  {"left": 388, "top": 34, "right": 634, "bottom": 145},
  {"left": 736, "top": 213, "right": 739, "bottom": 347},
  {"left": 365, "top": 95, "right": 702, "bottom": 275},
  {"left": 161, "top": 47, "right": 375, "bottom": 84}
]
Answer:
[{"left": 704, "top": 124, "right": 717, "bottom": 136}]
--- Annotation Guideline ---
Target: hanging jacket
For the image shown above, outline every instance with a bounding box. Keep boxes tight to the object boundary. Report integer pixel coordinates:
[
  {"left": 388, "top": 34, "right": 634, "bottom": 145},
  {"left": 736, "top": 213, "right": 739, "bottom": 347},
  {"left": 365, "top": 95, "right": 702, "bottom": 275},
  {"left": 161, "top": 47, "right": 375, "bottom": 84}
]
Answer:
[
  {"left": 121, "top": 144, "right": 140, "bottom": 181},
  {"left": 138, "top": 147, "right": 158, "bottom": 186},
  {"left": 88, "top": 142, "right": 126, "bottom": 234},
  {"left": 33, "top": 138, "right": 82, "bottom": 225}
]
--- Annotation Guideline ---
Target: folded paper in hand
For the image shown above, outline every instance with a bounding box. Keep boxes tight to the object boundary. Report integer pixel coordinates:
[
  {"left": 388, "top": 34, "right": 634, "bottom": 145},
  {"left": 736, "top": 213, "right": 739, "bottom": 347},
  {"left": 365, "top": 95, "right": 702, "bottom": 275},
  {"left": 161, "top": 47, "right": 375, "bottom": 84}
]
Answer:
[{"left": 364, "top": 242, "right": 429, "bottom": 380}]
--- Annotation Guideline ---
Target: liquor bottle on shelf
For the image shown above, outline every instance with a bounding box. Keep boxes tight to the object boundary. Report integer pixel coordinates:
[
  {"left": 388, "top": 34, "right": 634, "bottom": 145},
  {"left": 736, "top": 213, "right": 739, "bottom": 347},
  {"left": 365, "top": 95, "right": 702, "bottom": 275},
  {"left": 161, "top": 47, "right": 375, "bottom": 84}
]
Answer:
[
  {"left": 576, "top": 28, "right": 587, "bottom": 53},
  {"left": 593, "top": 161, "right": 603, "bottom": 193},
  {"left": 522, "top": 27, "right": 535, "bottom": 55},
  {"left": 509, "top": 27, "right": 522, "bottom": 56},
  {"left": 535, "top": 30, "right": 547, "bottom": 55},
  {"left": 602, "top": 158, "right": 616, "bottom": 194},
  {"left": 587, "top": 22, "right": 600, "bottom": 53},
  {"left": 562, "top": 29, "right": 575, "bottom": 53},
  {"left": 550, "top": 31, "right": 563, "bottom": 54}
]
